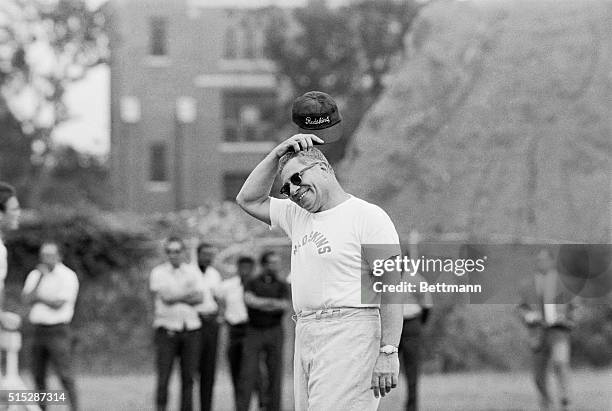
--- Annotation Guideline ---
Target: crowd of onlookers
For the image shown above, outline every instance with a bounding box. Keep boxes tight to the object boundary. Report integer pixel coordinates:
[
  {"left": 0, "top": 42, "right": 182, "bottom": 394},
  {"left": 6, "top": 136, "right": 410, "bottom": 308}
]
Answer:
[{"left": 150, "top": 236, "right": 290, "bottom": 411}]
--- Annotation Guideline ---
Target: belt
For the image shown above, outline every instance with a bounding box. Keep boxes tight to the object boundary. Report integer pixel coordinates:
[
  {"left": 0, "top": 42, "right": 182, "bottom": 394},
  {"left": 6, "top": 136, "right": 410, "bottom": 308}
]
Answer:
[
  {"left": 199, "top": 313, "right": 218, "bottom": 321},
  {"left": 293, "top": 306, "right": 378, "bottom": 322},
  {"left": 33, "top": 323, "right": 70, "bottom": 327},
  {"left": 158, "top": 326, "right": 199, "bottom": 335}
]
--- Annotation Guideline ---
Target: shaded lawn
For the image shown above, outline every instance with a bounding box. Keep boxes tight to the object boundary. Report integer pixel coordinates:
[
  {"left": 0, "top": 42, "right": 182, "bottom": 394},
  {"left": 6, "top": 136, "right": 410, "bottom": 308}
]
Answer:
[{"left": 24, "top": 368, "right": 611, "bottom": 411}]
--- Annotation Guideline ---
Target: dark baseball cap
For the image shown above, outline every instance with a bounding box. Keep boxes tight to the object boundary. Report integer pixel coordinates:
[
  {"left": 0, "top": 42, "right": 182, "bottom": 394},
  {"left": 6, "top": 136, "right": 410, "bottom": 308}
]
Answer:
[{"left": 291, "top": 91, "right": 342, "bottom": 131}]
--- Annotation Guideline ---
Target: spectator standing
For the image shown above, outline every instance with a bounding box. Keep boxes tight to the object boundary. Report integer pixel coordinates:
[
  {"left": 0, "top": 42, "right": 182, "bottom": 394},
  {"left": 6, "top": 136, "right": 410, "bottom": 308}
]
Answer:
[
  {"left": 518, "top": 248, "right": 575, "bottom": 411},
  {"left": 217, "top": 255, "right": 255, "bottom": 397},
  {"left": 22, "top": 242, "right": 79, "bottom": 411},
  {"left": 399, "top": 272, "right": 432, "bottom": 411},
  {"left": 150, "top": 237, "right": 203, "bottom": 411},
  {"left": 0, "top": 182, "right": 20, "bottom": 310},
  {"left": 194, "top": 241, "right": 222, "bottom": 411},
  {"left": 236, "top": 250, "right": 289, "bottom": 411}
]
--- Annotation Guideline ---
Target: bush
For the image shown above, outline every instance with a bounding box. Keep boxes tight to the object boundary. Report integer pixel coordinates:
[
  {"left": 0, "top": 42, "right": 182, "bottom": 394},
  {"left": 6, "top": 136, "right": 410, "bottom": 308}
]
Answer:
[{"left": 5, "top": 206, "right": 158, "bottom": 373}]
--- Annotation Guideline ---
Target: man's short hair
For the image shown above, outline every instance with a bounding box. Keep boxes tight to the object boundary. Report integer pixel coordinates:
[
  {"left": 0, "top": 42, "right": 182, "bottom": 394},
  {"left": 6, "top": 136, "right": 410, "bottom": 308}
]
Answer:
[
  {"left": 0, "top": 182, "right": 16, "bottom": 212},
  {"left": 197, "top": 241, "right": 214, "bottom": 254},
  {"left": 260, "top": 250, "right": 278, "bottom": 266},
  {"left": 278, "top": 147, "right": 332, "bottom": 175},
  {"left": 237, "top": 255, "right": 255, "bottom": 266}
]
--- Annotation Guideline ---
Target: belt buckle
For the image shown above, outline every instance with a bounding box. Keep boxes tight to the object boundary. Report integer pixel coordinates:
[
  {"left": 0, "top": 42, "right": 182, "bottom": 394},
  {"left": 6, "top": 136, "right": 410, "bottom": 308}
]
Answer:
[{"left": 315, "top": 309, "right": 328, "bottom": 320}]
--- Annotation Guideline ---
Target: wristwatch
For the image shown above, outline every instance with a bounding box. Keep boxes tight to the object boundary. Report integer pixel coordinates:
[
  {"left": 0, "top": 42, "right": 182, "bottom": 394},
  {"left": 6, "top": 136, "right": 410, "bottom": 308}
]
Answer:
[{"left": 380, "top": 345, "right": 399, "bottom": 355}]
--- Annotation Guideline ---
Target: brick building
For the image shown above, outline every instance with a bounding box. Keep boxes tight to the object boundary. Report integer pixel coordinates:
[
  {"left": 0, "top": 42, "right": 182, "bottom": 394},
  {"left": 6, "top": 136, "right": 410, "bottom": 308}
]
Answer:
[{"left": 108, "top": 0, "right": 283, "bottom": 212}]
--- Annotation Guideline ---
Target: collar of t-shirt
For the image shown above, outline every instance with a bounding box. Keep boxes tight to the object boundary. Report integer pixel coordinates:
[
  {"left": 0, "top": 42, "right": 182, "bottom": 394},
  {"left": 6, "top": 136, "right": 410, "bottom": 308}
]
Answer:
[{"left": 309, "top": 195, "right": 355, "bottom": 218}]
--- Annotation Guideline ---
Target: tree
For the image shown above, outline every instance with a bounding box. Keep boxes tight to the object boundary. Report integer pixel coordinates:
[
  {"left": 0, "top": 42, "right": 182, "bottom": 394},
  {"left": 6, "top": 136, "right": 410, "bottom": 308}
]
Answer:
[
  {"left": 41, "top": 145, "right": 111, "bottom": 209},
  {"left": 265, "top": 0, "right": 422, "bottom": 164},
  {"left": 0, "top": 0, "right": 108, "bottom": 207}
]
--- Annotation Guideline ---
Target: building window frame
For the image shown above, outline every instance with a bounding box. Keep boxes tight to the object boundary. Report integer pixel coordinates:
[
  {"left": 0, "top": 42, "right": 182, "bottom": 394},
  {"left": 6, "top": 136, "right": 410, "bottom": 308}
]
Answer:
[
  {"left": 148, "top": 142, "right": 169, "bottom": 183},
  {"left": 149, "top": 16, "right": 168, "bottom": 57},
  {"left": 222, "top": 90, "right": 277, "bottom": 143}
]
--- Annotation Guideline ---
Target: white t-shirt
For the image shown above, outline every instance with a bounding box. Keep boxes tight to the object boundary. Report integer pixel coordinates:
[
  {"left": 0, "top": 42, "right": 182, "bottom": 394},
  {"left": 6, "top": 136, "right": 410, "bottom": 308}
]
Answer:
[
  {"left": 270, "top": 195, "right": 401, "bottom": 311},
  {"left": 22, "top": 263, "right": 79, "bottom": 325},
  {"left": 150, "top": 262, "right": 204, "bottom": 331},
  {"left": 218, "top": 275, "right": 248, "bottom": 325},
  {"left": 195, "top": 266, "right": 222, "bottom": 315},
  {"left": 0, "top": 239, "right": 7, "bottom": 292}
]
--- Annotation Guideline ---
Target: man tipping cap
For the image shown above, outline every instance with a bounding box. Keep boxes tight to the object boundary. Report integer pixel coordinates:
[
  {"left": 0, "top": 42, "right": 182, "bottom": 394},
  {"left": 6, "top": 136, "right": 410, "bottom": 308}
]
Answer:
[{"left": 291, "top": 91, "right": 342, "bottom": 143}]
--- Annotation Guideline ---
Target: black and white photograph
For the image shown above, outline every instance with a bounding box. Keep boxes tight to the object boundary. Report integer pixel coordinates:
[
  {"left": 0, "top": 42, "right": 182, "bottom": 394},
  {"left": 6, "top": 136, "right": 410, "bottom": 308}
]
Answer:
[{"left": 0, "top": 0, "right": 610, "bottom": 410}]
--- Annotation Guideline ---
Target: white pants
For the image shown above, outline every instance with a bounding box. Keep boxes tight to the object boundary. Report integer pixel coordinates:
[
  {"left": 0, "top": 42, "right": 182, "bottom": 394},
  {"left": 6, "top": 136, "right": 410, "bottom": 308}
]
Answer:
[{"left": 294, "top": 307, "right": 381, "bottom": 411}]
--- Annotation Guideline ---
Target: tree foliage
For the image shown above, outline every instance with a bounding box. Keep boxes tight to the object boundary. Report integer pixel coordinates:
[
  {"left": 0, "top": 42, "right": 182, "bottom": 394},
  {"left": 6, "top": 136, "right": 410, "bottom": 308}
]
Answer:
[
  {"left": 0, "top": 0, "right": 108, "bottom": 207},
  {"left": 265, "top": 0, "right": 422, "bottom": 163}
]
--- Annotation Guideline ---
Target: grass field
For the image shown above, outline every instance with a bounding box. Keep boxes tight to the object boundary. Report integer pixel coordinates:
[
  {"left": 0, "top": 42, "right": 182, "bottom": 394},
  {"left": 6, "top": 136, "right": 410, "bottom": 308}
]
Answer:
[{"left": 25, "top": 368, "right": 611, "bottom": 411}]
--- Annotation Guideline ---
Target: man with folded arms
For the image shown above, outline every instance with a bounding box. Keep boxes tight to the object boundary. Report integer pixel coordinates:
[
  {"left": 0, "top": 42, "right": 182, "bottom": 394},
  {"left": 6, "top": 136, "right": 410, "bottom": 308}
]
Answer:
[
  {"left": 150, "top": 236, "right": 203, "bottom": 411},
  {"left": 236, "top": 91, "right": 403, "bottom": 411},
  {"left": 193, "top": 241, "right": 222, "bottom": 411},
  {"left": 217, "top": 255, "right": 256, "bottom": 398},
  {"left": 0, "top": 182, "right": 21, "bottom": 332},
  {"left": 22, "top": 241, "right": 79, "bottom": 411},
  {"left": 236, "top": 250, "right": 289, "bottom": 411}
]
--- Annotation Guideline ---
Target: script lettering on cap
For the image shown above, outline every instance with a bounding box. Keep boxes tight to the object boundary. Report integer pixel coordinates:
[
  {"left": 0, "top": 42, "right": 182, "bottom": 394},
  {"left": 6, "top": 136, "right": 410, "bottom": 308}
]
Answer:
[{"left": 304, "top": 116, "right": 331, "bottom": 125}]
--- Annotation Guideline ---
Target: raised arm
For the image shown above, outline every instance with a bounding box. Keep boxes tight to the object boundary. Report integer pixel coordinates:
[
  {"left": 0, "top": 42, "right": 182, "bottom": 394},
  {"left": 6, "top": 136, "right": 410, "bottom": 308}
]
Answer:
[{"left": 236, "top": 134, "right": 323, "bottom": 225}]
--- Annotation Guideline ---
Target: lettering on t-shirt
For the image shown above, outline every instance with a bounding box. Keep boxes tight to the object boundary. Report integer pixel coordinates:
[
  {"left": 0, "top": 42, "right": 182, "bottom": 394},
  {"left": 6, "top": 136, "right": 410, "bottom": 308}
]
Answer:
[{"left": 292, "top": 230, "right": 332, "bottom": 255}]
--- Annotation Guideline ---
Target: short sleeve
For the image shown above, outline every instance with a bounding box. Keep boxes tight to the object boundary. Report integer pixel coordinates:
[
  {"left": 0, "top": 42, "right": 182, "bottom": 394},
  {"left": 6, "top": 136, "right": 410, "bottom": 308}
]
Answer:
[
  {"left": 22, "top": 270, "right": 42, "bottom": 295},
  {"left": 149, "top": 266, "right": 163, "bottom": 293},
  {"left": 216, "top": 280, "right": 229, "bottom": 300},
  {"left": 58, "top": 268, "right": 79, "bottom": 302},
  {"left": 0, "top": 244, "right": 7, "bottom": 289},
  {"left": 190, "top": 265, "right": 206, "bottom": 291},
  {"left": 361, "top": 205, "right": 402, "bottom": 266},
  {"left": 269, "top": 197, "right": 295, "bottom": 236},
  {"left": 209, "top": 267, "right": 222, "bottom": 289}
]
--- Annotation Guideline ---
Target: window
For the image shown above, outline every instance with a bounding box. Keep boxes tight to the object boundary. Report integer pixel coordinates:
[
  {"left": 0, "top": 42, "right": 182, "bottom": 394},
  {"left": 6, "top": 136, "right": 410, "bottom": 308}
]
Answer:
[
  {"left": 243, "top": 24, "right": 256, "bottom": 59},
  {"left": 224, "top": 27, "right": 237, "bottom": 59},
  {"left": 224, "top": 17, "right": 267, "bottom": 61},
  {"left": 223, "top": 173, "right": 249, "bottom": 201},
  {"left": 149, "top": 143, "right": 168, "bottom": 182},
  {"left": 149, "top": 17, "right": 167, "bottom": 56},
  {"left": 222, "top": 91, "right": 276, "bottom": 142}
]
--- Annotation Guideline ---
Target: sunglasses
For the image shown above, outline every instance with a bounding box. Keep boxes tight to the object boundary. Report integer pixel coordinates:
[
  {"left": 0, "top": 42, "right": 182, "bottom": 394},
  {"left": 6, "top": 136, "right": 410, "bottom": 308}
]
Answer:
[
  {"left": 165, "top": 248, "right": 183, "bottom": 254},
  {"left": 280, "top": 162, "right": 321, "bottom": 197}
]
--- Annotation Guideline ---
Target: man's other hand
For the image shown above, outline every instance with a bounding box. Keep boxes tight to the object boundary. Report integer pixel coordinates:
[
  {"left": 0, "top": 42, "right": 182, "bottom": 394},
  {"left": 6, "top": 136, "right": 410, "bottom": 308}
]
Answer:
[{"left": 371, "top": 353, "right": 399, "bottom": 398}]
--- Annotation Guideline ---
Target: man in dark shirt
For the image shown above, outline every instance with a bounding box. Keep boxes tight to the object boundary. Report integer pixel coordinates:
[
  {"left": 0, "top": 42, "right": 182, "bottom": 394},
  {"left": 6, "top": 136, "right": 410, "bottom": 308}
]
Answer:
[{"left": 236, "top": 250, "right": 289, "bottom": 411}]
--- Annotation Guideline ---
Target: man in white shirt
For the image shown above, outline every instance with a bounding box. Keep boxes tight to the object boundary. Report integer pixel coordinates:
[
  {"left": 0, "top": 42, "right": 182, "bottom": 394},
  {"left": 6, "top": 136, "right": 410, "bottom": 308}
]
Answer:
[
  {"left": 217, "top": 255, "right": 255, "bottom": 397},
  {"left": 236, "top": 91, "right": 403, "bottom": 411},
  {"left": 0, "top": 182, "right": 21, "bottom": 311},
  {"left": 22, "top": 241, "right": 79, "bottom": 411},
  {"left": 150, "top": 236, "right": 204, "bottom": 411},
  {"left": 194, "top": 241, "right": 222, "bottom": 411}
]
